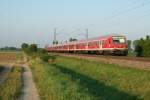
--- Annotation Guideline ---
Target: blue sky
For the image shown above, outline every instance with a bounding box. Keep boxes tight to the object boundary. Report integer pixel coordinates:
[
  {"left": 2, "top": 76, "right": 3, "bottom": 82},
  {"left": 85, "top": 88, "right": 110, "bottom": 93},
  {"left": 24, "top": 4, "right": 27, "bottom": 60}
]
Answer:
[{"left": 0, "top": 0, "right": 150, "bottom": 47}]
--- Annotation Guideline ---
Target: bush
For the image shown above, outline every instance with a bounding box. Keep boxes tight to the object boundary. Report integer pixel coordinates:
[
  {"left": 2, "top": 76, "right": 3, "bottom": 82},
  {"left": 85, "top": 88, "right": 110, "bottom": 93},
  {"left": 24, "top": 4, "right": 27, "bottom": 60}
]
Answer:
[
  {"left": 135, "top": 44, "right": 143, "bottom": 57},
  {"left": 134, "top": 35, "right": 150, "bottom": 57},
  {"left": 40, "top": 54, "right": 56, "bottom": 62},
  {"left": 21, "top": 43, "right": 57, "bottom": 62},
  {"left": 21, "top": 43, "right": 29, "bottom": 50},
  {"left": 143, "top": 40, "right": 150, "bottom": 57},
  {"left": 21, "top": 43, "right": 38, "bottom": 55},
  {"left": 37, "top": 48, "right": 47, "bottom": 54},
  {"left": 28, "top": 44, "right": 37, "bottom": 52}
]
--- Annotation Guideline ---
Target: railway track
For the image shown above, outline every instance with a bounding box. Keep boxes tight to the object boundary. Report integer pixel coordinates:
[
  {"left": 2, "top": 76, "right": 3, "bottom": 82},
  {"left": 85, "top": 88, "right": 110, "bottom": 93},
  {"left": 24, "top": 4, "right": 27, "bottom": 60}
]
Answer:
[
  {"left": 54, "top": 53, "right": 150, "bottom": 62},
  {"left": 51, "top": 52, "right": 150, "bottom": 70}
]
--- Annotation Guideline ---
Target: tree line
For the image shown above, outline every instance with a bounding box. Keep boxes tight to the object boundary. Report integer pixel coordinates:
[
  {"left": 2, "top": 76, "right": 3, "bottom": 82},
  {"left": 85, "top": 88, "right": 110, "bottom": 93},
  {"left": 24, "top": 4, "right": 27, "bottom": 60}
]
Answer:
[
  {"left": 0, "top": 46, "right": 20, "bottom": 51},
  {"left": 21, "top": 43, "right": 55, "bottom": 62},
  {"left": 133, "top": 35, "right": 150, "bottom": 57}
]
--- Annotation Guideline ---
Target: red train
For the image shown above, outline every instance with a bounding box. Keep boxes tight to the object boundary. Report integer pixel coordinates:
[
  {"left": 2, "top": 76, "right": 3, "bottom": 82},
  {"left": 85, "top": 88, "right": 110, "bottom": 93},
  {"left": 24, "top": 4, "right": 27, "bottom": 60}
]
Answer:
[{"left": 46, "top": 34, "right": 128, "bottom": 56}]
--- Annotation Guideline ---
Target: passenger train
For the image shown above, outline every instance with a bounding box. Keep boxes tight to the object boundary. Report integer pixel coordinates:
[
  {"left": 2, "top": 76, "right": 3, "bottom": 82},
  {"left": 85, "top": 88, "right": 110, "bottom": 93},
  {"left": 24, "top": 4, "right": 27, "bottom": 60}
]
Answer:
[{"left": 46, "top": 34, "right": 128, "bottom": 56}]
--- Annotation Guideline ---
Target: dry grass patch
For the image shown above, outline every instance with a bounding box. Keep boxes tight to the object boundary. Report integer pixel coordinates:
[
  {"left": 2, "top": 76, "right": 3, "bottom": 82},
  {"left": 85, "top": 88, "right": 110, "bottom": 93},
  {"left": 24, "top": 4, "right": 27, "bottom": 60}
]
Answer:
[
  {"left": 0, "top": 52, "right": 23, "bottom": 64},
  {"left": 0, "top": 66, "right": 22, "bottom": 100}
]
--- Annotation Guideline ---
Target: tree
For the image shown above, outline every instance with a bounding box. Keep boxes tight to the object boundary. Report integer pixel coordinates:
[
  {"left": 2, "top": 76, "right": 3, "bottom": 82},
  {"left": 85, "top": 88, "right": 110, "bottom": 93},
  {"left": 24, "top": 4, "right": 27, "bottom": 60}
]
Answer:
[
  {"left": 21, "top": 43, "right": 29, "bottom": 50},
  {"left": 143, "top": 36, "right": 150, "bottom": 57},
  {"left": 133, "top": 35, "right": 150, "bottom": 57},
  {"left": 135, "top": 44, "right": 143, "bottom": 57},
  {"left": 69, "top": 38, "right": 77, "bottom": 42},
  {"left": 143, "top": 40, "right": 150, "bottom": 57},
  {"left": 29, "top": 44, "right": 37, "bottom": 52},
  {"left": 0, "top": 46, "right": 19, "bottom": 51},
  {"left": 146, "top": 35, "right": 150, "bottom": 40},
  {"left": 53, "top": 41, "right": 58, "bottom": 45}
]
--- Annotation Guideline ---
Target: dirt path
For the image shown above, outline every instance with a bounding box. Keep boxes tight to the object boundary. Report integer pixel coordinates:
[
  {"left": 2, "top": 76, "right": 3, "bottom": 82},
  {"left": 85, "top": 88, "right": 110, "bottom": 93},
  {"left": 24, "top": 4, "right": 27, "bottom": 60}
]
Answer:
[
  {"left": 19, "top": 64, "right": 40, "bottom": 100},
  {"left": 0, "top": 64, "right": 13, "bottom": 85}
]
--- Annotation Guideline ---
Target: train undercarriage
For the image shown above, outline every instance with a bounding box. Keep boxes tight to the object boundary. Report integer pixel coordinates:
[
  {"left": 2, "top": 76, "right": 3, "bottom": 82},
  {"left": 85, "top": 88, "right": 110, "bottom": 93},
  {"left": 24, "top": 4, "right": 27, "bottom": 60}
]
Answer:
[{"left": 50, "top": 49, "right": 128, "bottom": 56}]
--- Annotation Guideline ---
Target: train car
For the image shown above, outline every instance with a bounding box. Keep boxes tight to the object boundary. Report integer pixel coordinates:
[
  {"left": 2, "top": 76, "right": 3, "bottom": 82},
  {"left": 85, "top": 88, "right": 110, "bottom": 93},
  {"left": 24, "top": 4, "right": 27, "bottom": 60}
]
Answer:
[{"left": 46, "top": 34, "right": 128, "bottom": 56}]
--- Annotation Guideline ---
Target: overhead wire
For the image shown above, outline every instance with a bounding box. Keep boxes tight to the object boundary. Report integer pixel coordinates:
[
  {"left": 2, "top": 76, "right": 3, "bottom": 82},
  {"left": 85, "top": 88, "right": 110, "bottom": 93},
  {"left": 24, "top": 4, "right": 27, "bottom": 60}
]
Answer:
[{"left": 105, "top": 0, "right": 150, "bottom": 21}]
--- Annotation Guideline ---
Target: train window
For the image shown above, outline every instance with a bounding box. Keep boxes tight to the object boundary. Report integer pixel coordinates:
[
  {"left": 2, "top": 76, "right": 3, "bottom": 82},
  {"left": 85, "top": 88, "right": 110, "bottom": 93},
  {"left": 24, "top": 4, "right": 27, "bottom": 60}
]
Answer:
[
  {"left": 88, "top": 41, "right": 99, "bottom": 46},
  {"left": 95, "top": 41, "right": 99, "bottom": 46},
  {"left": 113, "top": 37, "right": 125, "bottom": 43},
  {"left": 88, "top": 42, "right": 92, "bottom": 46},
  {"left": 102, "top": 40, "right": 106, "bottom": 46},
  {"left": 78, "top": 43, "right": 86, "bottom": 46},
  {"left": 82, "top": 43, "right": 87, "bottom": 46}
]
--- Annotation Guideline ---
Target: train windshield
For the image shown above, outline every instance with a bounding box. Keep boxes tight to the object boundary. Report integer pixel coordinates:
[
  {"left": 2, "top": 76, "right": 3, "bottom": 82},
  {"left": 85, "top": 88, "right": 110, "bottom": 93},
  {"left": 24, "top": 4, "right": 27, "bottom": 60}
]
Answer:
[{"left": 113, "top": 36, "right": 125, "bottom": 43}]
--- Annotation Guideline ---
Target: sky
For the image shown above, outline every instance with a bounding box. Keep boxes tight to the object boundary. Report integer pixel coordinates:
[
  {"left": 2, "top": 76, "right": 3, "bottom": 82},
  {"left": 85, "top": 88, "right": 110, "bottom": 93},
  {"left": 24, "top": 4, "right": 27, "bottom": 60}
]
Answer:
[{"left": 0, "top": 0, "right": 150, "bottom": 47}]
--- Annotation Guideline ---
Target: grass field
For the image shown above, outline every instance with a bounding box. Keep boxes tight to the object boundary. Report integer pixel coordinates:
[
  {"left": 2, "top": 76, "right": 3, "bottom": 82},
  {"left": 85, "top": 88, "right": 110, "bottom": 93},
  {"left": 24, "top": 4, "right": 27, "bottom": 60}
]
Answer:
[
  {"left": 0, "top": 51, "right": 23, "bottom": 100},
  {"left": 0, "top": 66, "right": 22, "bottom": 100},
  {"left": 0, "top": 51, "right": 23, "bottom": 64},
  {"left": 29, "top": 55, "right": 150, "bottom": 100}
]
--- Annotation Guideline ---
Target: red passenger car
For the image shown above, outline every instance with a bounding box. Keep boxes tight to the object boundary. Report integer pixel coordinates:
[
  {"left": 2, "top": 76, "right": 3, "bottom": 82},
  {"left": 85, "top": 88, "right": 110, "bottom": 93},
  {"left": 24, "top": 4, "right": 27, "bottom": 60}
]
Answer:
[{"left": 46, "top": 34, "right": 128, "bottom": 56}]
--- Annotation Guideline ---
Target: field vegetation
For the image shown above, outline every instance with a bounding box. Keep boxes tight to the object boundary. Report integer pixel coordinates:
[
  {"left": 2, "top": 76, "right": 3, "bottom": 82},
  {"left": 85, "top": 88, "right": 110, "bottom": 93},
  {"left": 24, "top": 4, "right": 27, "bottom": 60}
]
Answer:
[
  {"left": 0, "top": 51, "right": 23, "bottom": 64},
  {"left": 134, "top": 35, "right": 150, "bottom": 57},
  {"left": 0, "top": 66, "right": 22, "bottom": 100},
  {"left": 22, "top": 43, "right": 150, "bottom": 100},
  {"left": 0, "top": 51, "right": 23, "bottom": 100},
  {"left": 28, "top": 55, "right": 150, "bottom": 100}
]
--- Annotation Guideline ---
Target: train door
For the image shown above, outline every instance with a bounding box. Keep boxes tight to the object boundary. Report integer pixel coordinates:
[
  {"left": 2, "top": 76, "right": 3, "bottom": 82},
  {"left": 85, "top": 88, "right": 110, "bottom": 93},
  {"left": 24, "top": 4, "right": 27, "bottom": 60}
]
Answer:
[
  {"left": 99, "top": 40, "right": 102, "bottom": 49},
  {"left": 98, "top": 40, "right": 104, "bottom": 54}
]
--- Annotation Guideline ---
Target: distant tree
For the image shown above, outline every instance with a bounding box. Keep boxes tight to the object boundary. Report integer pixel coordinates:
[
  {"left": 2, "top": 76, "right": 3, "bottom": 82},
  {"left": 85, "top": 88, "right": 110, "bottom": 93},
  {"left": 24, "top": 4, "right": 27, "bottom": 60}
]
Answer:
[
  {"left": 21, "top": 43, "right": 29, "bottom": 50},
  {"left": 53, "top": 41, "right": 58, "bottom": 45},
  {"left": 135, "top": 44, "right": 143, "bottom": 57},
  {"left": 133, "top": 35, "right": 150, "bottom": 57},
  {"left": 143, "top": 40, "right": 150, "bottom": 57},
  {"left": 143, "top": 36, "right": 150, "bottom": 57},
  {"left": 69, "top": 38, "right": 77, "bottom": 42},
  {"left": 0, "top": 46, "right": 19, "bottom": 51},
  {"left": 146, "top": 35, "right": 150, "bottom": 40},
  {"left": 29, "top": 44, "right": 37, "bottom": 52}
]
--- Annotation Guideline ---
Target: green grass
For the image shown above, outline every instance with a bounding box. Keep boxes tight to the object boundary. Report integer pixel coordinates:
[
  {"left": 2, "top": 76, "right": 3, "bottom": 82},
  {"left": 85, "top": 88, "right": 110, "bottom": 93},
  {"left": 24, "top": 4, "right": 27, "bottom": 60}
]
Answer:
[
  {"left": 0, "top": 51, "right": 21, "bottom": 53},
  {"left": 128, "top": 50, "right": 136, "bottom": 57},
  {"left": 0, "top": 50, "right": 21, "bottom": 52},
  {"left": 30, "top": 56, "right": 150, "bottom": 100},
  {"left": 0, "top": 66, "right": 22, "bottom": 100},
  {"left": 30, "top": 58, "right": 96, "bottom": 100},
  {"left": 56, "top": 56, "right": 150, "bottom": 99},
  {"left": 15, "top": 52, "right": 23, "bottom": 62}
]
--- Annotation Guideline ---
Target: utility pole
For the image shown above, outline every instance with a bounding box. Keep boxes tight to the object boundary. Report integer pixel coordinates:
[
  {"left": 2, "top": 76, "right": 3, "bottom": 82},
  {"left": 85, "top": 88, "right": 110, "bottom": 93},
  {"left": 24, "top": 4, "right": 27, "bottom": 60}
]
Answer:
[
  {"left": 86, "top": 29, "right": 88, "bottom": 40},
  {"left": 53, "top": 28, "right": 57, "bottom": 45}
]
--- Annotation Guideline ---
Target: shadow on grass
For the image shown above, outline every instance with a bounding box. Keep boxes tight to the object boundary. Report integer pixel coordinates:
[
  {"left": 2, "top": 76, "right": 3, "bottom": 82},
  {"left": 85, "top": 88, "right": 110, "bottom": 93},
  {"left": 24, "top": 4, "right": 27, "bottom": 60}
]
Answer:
[
  {"left": 51, "top": 64, "right": 140, "bottom": 100},
  {"left": 0, "top": 66, "right": 4, "bottom": 73}
]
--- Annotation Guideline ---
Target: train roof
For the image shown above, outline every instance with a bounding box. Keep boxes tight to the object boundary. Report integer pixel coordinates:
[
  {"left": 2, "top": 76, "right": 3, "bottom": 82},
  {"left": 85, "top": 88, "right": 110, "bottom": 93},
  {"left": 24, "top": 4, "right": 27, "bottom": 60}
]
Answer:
[
  {"left": 78, "top": 33, "right": 125, "bottom": 42},
  {"left": 52, "top": 33, "right": 126, "bottom": 46}
]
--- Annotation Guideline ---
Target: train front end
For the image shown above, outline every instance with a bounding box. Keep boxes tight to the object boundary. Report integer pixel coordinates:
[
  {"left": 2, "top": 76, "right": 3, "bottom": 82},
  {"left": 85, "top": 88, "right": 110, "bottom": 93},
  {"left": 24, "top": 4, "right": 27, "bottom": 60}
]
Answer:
[{"left": 111, "top": 35, "right": 128, "bottom": 56}]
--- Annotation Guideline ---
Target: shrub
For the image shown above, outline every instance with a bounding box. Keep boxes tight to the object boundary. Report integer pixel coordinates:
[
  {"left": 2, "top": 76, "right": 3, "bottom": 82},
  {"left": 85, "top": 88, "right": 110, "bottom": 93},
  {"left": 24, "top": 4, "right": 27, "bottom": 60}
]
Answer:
[
  {"left": 134, "top": 35, "right": 150, "bottom": 57},
  {"left": 21, "top": 43, "right": 29, "bottom": 50},
  {"left": 39, "top": 54, "right": 56, "bottom": 62}
]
